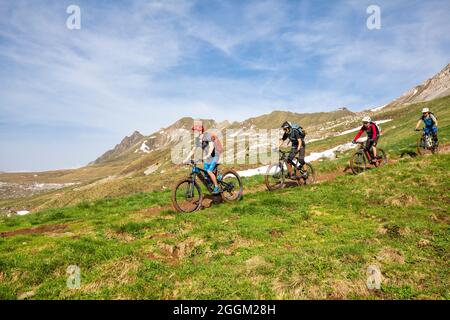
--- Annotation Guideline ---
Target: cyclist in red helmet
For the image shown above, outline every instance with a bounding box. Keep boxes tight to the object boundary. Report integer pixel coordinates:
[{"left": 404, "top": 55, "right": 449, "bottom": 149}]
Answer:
[{"left": 184, "top": 124, "right": 223, "bottom": 194}]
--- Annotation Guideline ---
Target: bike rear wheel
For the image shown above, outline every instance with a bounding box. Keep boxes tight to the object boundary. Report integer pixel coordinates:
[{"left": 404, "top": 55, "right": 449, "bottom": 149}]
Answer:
[
  {"left": 350, "top": 151, "right": 367, "bottom": 175},
  {"left": 300, "top": 163, "right": 316, "bottom": 184},
  {"left": 431, "top": 142, "right": 439, "bottom": 154},
  {"left": 265, "top": 163, "right": 285, "bottom": 190},
  {"left": 220, "top": 170, "right": 243, "bottom": 202},
  {"left": 376, "top": 149, "right": 388, "bottom": 167},
  {"left": 417, "top": 135, "right": 437, "bottom": 155},
  {"left": 417, "top": 136, "right": 427, "bottom": 155},
  {"left": 172, "top": 179, "right": 203, "bottom": 213}
]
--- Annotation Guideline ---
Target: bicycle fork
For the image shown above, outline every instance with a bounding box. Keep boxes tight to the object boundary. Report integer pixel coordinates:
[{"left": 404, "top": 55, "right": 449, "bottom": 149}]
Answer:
[{"left": 185, "top": 176, "right": 196, "bottom": 199}]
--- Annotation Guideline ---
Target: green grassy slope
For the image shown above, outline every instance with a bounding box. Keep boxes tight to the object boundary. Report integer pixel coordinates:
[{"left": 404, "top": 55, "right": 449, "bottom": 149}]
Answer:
[
  {"left": 307, "top": 95, "right": 450, "bottom": 155},
  {"left": 0, "top": 152, "right": 448, "bottom": 299},
  {"left": 230, "top": 108, "right": 355, "bottom": 130}
]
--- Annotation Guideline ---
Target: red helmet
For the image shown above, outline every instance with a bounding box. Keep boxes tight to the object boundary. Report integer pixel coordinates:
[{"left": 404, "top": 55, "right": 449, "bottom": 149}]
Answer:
[{"left": 191, "top": 125, "right": 205, "bottom": 133}]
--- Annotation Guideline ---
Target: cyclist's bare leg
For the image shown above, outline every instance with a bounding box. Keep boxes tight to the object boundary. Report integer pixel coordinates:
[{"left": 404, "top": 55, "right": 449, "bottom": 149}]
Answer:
[
  {"left": 207, "top": 171, "right": 218, "bottom": 188},
  {"left": 372, "top": 146, "right": 377, "bottom": 159},
  {"left": 287, "top": 162, "right": 294, "bottom": 177}
]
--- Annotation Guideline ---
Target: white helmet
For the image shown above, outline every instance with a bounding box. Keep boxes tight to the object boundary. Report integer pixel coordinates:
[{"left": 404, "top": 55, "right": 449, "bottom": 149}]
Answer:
[
  {"left": 362, "top": 116, "right": 371, "bottom": 123},
  {"left": 422, "top": 107, "right": 430, "bottom": 113}
]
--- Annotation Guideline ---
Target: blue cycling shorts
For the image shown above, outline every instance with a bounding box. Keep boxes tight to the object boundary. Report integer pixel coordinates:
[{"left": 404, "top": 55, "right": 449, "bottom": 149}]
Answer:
[
  {"left": 204, "top": 157, "right": 218, "bottom": 172},
  {"left": 423, "top": 126, "right": 438, "bottom": 135}
]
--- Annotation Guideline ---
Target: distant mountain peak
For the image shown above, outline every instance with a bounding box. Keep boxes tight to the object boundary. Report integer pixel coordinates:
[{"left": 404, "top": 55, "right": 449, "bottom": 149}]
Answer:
[
  {"left": 92, "top": 130, "right": 144, "bottom": 164},
  {"left": 384, "top": 62, "right": 450, "bottom": 109},
  {"left": 130, "top": 130, "right": 143, "bottom": 138}
]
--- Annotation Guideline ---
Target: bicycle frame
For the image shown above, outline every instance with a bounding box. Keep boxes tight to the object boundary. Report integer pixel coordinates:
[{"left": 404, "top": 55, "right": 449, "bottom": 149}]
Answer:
[
  {"left": 421, "top": 131, "right": 435, "bottom": 149},
  {"left": 280, "top": 150, "right": 304, "bottom": 171},
  {"left": 356, "top": 143, "right": 374, "bottom": 162},
  {"left": 189, "top": 162, "right": 214, "bottom": 193},
  {"left": 187, "top": 162, "right": 235, "bottom": 194},
  {"left": 276, "top": 151, "right": 288, "bottom": 173},
  {"left": 274, "top": 151, "right": 303, "bottom": 178}
]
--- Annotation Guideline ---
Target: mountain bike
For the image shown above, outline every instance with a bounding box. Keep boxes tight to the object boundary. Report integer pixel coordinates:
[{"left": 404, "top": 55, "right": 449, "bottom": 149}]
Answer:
[
  {"left": 172, "top": 160, "right": 243, "bottom": 213},
  {"left": 416, "top": 129, "right": 439, "bottom": 155},
  {"left": 265, "top": 150, "right": 316, "bottom": 191},
  {"left": 350, "top": 142, "right": 387, "bottom": 175}
]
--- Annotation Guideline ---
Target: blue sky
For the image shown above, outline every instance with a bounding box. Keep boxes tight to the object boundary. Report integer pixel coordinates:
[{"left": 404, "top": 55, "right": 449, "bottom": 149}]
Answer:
[{"left": 0, "top": 0, "right": 449, "bottom": 171}]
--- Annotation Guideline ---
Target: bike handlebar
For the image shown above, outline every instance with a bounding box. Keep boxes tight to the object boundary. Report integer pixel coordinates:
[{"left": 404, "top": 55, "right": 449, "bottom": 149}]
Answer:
[{"left": 185, "top": 159, "right": 203, "bottom": 165}]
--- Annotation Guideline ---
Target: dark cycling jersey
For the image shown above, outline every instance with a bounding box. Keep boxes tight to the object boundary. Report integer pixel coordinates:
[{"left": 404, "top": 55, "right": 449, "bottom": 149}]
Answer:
[
  {"left": 420, "top": 114, "right": 437, "bottom": 127},
  {"left": 282, "top": 129, "right": 304, "bottom": 147}
]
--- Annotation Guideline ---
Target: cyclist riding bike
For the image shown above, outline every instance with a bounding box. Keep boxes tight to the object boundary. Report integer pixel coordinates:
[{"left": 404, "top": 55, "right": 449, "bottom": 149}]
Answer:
[
  {"left": 183, "top": 124, "right": 223, "bottom": 194},
  {"left": 352, "top": 116, "right": 380, "bottom": 163},
  {"left": 277, "top": 121, "right": 306, "bottom": 179},
  {"left": 415, "top": 107, "right": 438, "bottom": 146}
]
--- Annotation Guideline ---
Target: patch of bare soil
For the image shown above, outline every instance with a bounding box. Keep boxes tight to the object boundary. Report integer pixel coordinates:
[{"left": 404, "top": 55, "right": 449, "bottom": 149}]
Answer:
[
  {"left": 376, "top": 247, "right": 405, "bottom": 264},
  {"left": 245, "top": 256, "right": 272, "bottom": 273},
  {"left": 133, "top": 205, "right": 172, "bottom": 216},
  {"left": 0, "top": 224, "right": 67, "bottom": 238},
  {"left": 222, "top": 237, "right": 254, "bottom": 256},
  {"left": 148, "top": 232, "right": 175, "bottom": 239},
  {"left": 269, "top": 229, "right": 283, "bottom": 237},
  {"left": 438, "top": 143, "right": 450, "bottom": 154},
  {"left": 201, "top": 194, "right": 223, "bottom": 208},
  {"left": 147, "top": 237, "right": 205, "bottom": 264},
  {"left": 316, "top": 170, "right": 347, "bottom": 183},
  {"left": 430, "top": 214, "right": 450, "bottom": 224}
]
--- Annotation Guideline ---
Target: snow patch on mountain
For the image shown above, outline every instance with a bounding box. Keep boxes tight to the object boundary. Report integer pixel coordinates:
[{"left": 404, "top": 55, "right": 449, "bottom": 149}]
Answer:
[
  {"left": 336, "top": 119, "right": 393, "bottom": 136},
  {"left": 237, "top": 165, "right": 270, "bottom": 177},
  {"left": 135, "top": 140, "right": 151, "bottom": 153},
  {"left": 305, "top": 142, "right": 358, "bottom": 162},
  {"left": 0, "top": 181, "right": 79, "bottom": 199},
  {"left": 370, "top": 104, "right": 387, "bottom": 112},
  {"left": 144, "top": 164, "right": 160, "bottom": 175},
  {"left": 236, "top": 139, "right": 369, "bottom": 177}
]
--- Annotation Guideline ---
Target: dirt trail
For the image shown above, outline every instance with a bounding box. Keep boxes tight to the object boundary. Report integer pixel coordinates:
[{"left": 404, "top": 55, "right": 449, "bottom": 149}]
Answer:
[
  {"left": 0, "top": 224, "right": 67, "bottom": 238},
  {"left": 439, "top": 144, "right": 450, "bottom": 154}
]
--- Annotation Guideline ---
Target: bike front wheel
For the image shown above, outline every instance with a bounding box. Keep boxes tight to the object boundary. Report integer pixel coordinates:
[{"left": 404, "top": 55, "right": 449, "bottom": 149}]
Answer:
[
  {"left": 417, "top": 135, "right": 436, "bottom": 155},
  {"left": 417, "top": 136, "right": 427, "bottom": 155},
  {"left": 376, "top": 149, "right": 388, "bottom": 167},
  {"left": 350, "top": 151, "right": 367, "bottom": 175},
  {"left": 172, "top": 179, "right": 203, "bottom": 213},
  {"left": 265, "top": 163, "right": 285, "bottom": 190}
]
